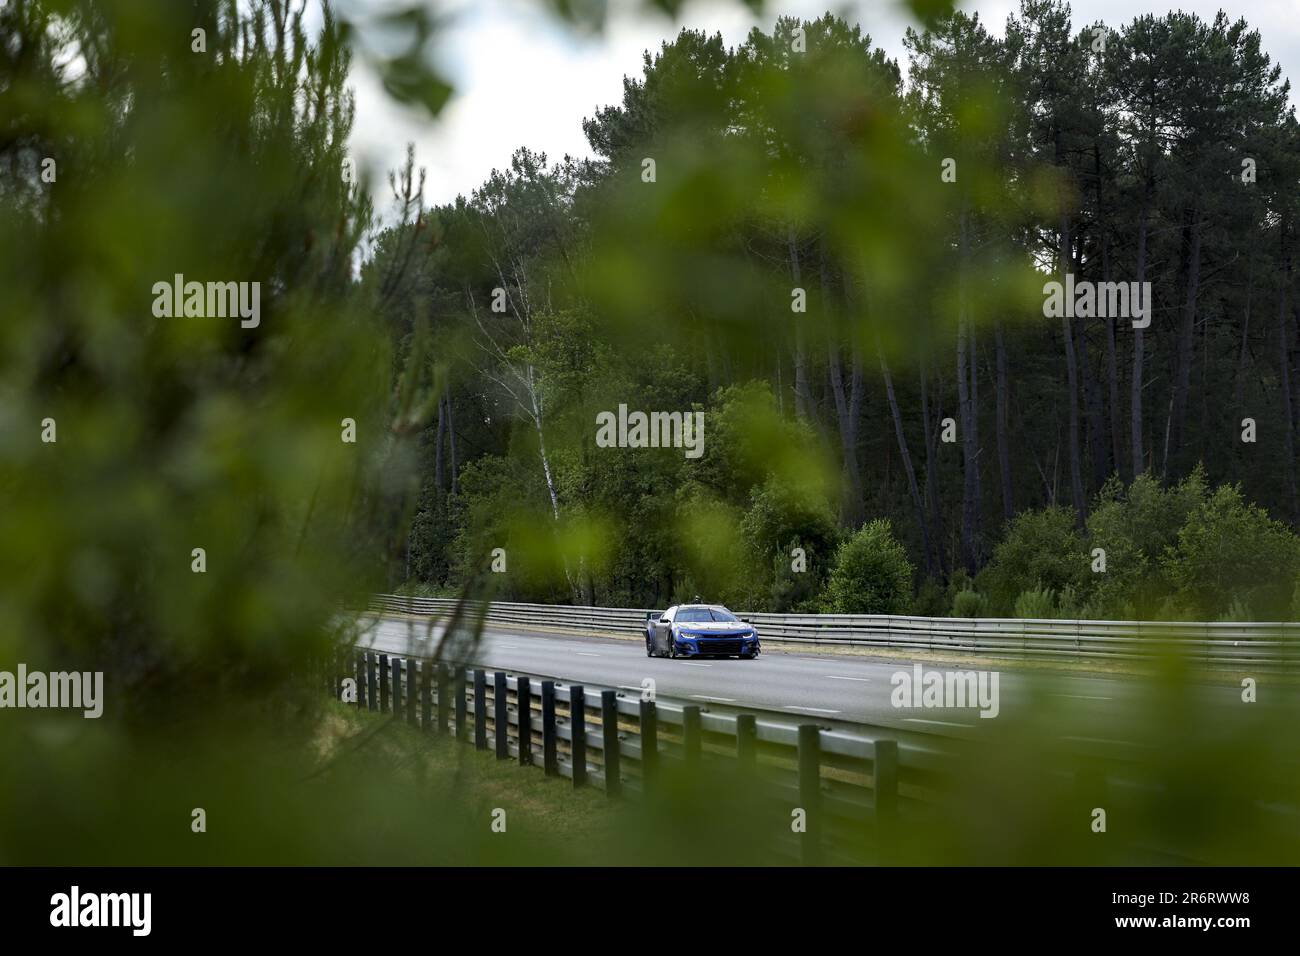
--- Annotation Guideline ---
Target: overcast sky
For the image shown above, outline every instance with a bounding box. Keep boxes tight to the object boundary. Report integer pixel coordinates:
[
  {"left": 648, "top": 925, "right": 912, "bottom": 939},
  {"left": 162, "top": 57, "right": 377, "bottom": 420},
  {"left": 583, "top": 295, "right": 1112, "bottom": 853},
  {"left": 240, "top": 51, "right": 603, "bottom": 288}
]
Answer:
[{"left": 336, "top": 0, "right": 1300, "bottom": 209}]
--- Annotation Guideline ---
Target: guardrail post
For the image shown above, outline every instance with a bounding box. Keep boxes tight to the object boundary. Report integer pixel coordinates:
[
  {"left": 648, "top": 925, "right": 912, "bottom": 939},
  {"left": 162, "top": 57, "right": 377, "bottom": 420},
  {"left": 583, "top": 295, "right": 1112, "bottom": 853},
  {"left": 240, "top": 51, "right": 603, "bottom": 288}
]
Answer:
[
  {"left": 798, "top": 724, "right": 822, "bottom": 866},
  {"left": 402, "top": 660, "right": 414, "bottom": 725},
  {"left": 392, "top": 657, "right": 404, "bottom": 716},
  {"left": 366, "top": 653, "right": 377, "bottom": 712},
  {"left": 454, "top": 667, "right": 467, "bottom": 741},
  {"left": 474, "top": 669, "right": 487, "bottom": 750},
  {"left": 682, "top": 705, "right": 702, "bottom": 767},
  {"left": 420, "top": 661, "right": 432, "bottom": 733},
  {"left": 541, "top": 680, "right": 558, "bottom": 776},
  {"left": 874, "top": 739, "right": 898, "bottom": 838},
  {"left": 378, "top": 654, "right": 390, "bottom": 713},
  {"left": 436, "top": 664, "right": 450, "bottom": 735},
  {"left": 390, "top": 660, "right": 400, "bottom": 723},
  {"left": 570, "top": 685, "right": 587, "bottom": 789},
  {"left": 493, "top": 672, "right": 508, "bottom": 759},
  {"left": 355, "top": 653, "right": 366, "bottom": 709},
  {"left": 600, "top": 690, "right": 621, "bottom": 797},
  {"left": 517, "top": 676, "right": 532, "bottom": 766},
  {"left": 639, "top": 699, "right": 658, "bottom": 786},
  {"left": 736, "top": 714, "right": 756, "bottom": 767}
]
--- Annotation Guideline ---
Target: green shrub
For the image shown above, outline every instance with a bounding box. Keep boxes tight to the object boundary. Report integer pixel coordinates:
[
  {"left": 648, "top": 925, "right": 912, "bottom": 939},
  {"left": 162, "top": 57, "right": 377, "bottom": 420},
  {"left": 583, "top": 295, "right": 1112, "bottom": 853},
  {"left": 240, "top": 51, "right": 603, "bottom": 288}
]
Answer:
[
  {"left": 1057, "top": 584, "right": 1082, "bottom": 619},
  {"left": 980, "top": 506, "right": 1088, "bottom": 614},
  {"left": 951, "top": 588, "right": 989, "bottom": 618},
  {"left": 1162, "top": 483, "right": 1300, "bottom": 619},
  {"left": 820, "top": 519, "right": 914, "bottom": 614},
  {"left": 1013, "top": 585, "right": 1057, "bottom": 619},
  {"left": 1085, "top": 470, "right": 1208, "bottom": 617},
  {"left": 1153, "top": 595, "right": 1201, "bottom": 622},
  {"left": 675, "top": 490, "right": 766, "bottom": 610},
  {"left": 744, "top": 475, "right": 839, "bottom": 611},
  {"left": 1217, "top": 597, "right": 1252, "bottom": 623},
  {"left": 911, "top": 577, "right": 950, "bottom": 617}
]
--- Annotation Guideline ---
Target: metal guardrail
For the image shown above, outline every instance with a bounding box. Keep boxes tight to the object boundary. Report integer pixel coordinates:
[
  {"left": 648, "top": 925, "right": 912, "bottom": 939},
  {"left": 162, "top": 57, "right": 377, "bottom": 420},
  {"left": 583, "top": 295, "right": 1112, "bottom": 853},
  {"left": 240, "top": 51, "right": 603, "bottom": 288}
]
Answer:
[
  {"left": 326, "top": 648, "right": 1251, "bottom": 864},
  {"left": 365, "top": 594, "right": 1300, "bottom": 666},
  {"left": 328, "top": 648, "right": 956, "bottom": 864}
]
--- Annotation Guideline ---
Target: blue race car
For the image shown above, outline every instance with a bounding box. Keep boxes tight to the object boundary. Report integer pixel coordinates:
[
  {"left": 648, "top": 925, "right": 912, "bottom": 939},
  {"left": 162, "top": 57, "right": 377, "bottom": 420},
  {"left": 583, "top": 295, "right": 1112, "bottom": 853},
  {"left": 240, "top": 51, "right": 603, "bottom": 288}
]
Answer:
[{"left": 645, "top": 604, "right": 761, "bottom": 659}]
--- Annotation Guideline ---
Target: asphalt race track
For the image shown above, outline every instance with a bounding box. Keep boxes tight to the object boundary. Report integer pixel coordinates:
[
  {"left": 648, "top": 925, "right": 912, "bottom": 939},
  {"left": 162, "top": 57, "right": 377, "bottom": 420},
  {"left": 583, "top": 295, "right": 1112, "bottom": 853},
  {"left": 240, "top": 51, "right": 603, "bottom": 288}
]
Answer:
[{"left": 357, "top": 615, "right": 1254, "bottom": 745}]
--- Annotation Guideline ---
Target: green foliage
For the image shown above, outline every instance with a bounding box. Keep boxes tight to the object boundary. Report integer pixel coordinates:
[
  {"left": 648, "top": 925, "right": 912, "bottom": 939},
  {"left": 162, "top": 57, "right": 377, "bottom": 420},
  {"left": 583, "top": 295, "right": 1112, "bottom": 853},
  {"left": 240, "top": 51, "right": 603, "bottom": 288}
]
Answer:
[
  {"left": 1085, "top": 470, "right": 1208, "bottom": 617},
  {"left": 1056, "top": 583, "right": 1082, "bottom": 619},
  {"left": 950, "top": 588, "right": 988, "bottom": 618},
  {"left": 1217, "top": 597, "right": 1253, "bottom": 623},
  {"left": 4, "top": 0, "right": 1299, "bottom": 872},
  {"left": 819, "top": 519, "right": 914, "bottom": 614},
  {"left": 694, "top": 381, "right": 836, "bottom": 508},
  {"left": 911, "top": 577, "right": 949, "bottom": 617},
  {"left": 979, "top": 506, "right": 1088, "bottom": 615},
  {"left": 1, "top": 0, "right": 386, "bottom": 709},
  {"left": 1013, "top": 585, "right": 1058, "bottom": 620},
  {"left": 383, "top": 8, "right": 1300, "bottom": 631},
  {"left": 982, "top": 471, "right": 1300, "bottom": 621},
  {"left": 742, "top": 474, "right": 838, "bottom": 610},
  {"left": 1162, "top": 483, "right": 1300, "bottom": 620},
  {"left": 0, "top": 0, "right": 482, "bottom": 865},
  {"left": 672, "top": 489, "right": 762, "bottom": 608}
]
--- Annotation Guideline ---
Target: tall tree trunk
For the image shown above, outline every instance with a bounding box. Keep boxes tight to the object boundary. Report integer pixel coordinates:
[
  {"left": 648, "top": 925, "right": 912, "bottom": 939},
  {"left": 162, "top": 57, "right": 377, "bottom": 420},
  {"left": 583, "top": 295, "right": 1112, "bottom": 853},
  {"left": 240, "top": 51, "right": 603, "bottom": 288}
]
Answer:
[
  {"left": 1061, "top": 310, "right": 1084, "bottom": 520},
  {"left": 529, "top": 384, "right": 560, "bottom": 522},
  {"left": 827, "top": 343, "right": 864, "bottom": 524},
  {"left": 1131, "top": 183, "right": 1151, "bottom": 478},
  {"left": 1080, "top": 303, "right": 1107, "bottom": 487},
  {"left": 955, "top": 206, "right": 982, "bottom": 575},
  {"left": 1060, "top": 220, "right": 1086, "bottom": 522},
  {"left": 434, "top": 394, "right": 446, "bottom": 492},
  {"left": 956, "top": 271, "right": 979, "bottom": 573},
  {"left": 880, "top": 344, "right": 931, "bottom": 575},
  {"left": 920, "top": 355, "right": 947, "bottom": 578},
  {"left": 1235, "top": 257, "right": 1255, "bottom": 411},
  {"left": 447, "top": 395, "right": 458, "bottom": 495},
  {"left": 994, "top": 321, "right": 1014, "bottom": 523},
  {"left": 775, "top": 353, "right": 785, "bottom": 418},
  {"left": 822, "top": 239, "right": 863, "bottom": 525},
  {"left": 1279, "top": 239, "right": 1298, "bottom": 524},
  {"left": 528, "top": 372, "right": 582, "bottom": 603},
  {"left": 1102, "top": 237, "right": 1123, "bottom": 477},
  {"left": 1054, "top": 124, "right": 1085, "bottom": 517},
  {"left": 1094, "top": 141, "right": 1123, "bottom": 477},
  {"left": 847, "top": 347, "right": 864, "bottom": 515},
  {"left": 956, "top": 319, "right": 978, "bottom": 574},
  {"left": 1167, "top": 208, "right": 1202, "bottom": 478},
  {"left": 787, "top": 224, "right": 812, "bottom": 419}
]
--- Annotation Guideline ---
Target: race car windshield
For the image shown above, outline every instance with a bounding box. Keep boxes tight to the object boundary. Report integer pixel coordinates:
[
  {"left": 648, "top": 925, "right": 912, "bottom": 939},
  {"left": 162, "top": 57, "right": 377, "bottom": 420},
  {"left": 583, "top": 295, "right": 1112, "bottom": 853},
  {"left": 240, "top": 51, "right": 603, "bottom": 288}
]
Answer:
[
  {"left": 675, "top": 608, "right": 712, "bottom": 622},
  {"left": 676, "top": 607, "right": 739, "bottom": 623}
]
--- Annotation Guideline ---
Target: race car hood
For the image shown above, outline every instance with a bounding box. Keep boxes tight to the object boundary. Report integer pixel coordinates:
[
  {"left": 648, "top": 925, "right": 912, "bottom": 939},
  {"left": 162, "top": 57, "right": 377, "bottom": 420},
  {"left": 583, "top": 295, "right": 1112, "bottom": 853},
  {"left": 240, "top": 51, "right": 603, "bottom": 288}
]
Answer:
[{"left": 674, "top": 621, "right": 754, "bottom": 634}]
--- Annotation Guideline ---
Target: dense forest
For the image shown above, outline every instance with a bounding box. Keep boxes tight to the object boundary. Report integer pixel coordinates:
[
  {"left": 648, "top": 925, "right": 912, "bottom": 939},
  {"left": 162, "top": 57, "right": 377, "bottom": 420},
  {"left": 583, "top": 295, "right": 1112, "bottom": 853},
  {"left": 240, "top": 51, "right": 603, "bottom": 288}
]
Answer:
[{"left": 364, "top": 3, "right": 1300, "bottom": 622}]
